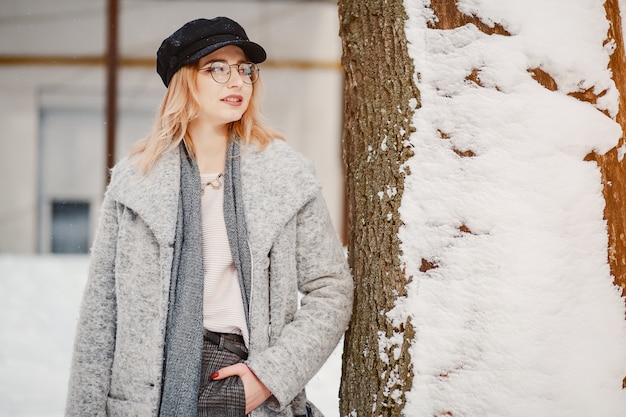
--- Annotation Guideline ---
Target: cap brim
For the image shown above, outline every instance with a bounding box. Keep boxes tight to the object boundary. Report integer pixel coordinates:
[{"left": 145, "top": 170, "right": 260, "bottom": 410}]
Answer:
[{"left": 182, "top": 39, "right": 267, "bottom": 66}]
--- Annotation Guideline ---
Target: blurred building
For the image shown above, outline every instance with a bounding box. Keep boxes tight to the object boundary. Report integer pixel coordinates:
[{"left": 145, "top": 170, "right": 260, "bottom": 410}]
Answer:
[{"left": 0, "top": 0, "right": 344, "bottom": 254}]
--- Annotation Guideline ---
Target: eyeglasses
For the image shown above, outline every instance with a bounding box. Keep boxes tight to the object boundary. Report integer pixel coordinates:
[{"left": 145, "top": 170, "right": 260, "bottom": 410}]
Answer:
[{"left": 199, "top": 61, "right": 260, "bottom": 84}]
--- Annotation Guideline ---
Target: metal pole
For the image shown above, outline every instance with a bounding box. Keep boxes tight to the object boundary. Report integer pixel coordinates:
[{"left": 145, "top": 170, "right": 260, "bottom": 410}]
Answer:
[{"left": 105, "top": 0, "right": 118, "bottom": 186}]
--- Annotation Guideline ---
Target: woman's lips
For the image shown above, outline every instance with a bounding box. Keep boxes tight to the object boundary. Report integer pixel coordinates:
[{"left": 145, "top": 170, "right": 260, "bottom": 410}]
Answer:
[{"left": 222, "top": 95, "right": 243, "bottom": 105}]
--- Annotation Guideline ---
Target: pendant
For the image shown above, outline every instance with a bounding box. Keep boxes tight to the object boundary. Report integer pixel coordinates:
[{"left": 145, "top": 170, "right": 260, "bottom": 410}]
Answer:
[{"left": 200, "top": 173, "right": 223, "bottom": 195}]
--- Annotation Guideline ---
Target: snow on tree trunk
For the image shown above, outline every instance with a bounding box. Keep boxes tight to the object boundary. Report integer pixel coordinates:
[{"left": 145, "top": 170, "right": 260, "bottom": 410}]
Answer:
[
  {"left": 338, "top": 1, "right": 418, "bottom": 416},
  {"left": 339, "top": 0, "right": 626, "bottom": 416}
]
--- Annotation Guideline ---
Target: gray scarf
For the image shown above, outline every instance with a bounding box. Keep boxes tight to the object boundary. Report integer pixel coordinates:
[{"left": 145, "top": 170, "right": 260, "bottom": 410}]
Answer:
[{"left": 159, "top": 141, "right": 252, "bottom": 417}]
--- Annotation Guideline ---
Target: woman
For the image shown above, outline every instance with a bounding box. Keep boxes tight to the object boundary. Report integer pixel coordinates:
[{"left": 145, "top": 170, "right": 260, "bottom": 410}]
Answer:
[{"left": 65, "top": 17, "right": 353, "bottom": 417}]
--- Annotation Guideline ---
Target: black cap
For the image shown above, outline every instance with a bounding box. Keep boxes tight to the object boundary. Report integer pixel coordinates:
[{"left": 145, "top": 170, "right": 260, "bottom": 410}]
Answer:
[{"left": 156, "top": 17, "right": 266, "bottom": 87}]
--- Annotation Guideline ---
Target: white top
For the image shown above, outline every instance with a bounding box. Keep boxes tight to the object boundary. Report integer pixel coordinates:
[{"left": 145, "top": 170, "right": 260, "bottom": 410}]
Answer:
[{"left": 200, "top": 173, "right": 249, "bottom": 346}]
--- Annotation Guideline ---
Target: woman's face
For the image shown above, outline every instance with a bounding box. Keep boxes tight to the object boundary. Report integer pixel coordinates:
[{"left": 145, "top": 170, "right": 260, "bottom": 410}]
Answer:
[{"left": 194, "top": 45, "right": 254, "bottom": 127}]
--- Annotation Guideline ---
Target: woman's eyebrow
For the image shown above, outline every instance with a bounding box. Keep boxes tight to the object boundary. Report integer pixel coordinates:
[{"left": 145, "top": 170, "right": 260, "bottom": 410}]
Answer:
[{"left": 200, "top": 58, "right": 248, "bottom": 67}]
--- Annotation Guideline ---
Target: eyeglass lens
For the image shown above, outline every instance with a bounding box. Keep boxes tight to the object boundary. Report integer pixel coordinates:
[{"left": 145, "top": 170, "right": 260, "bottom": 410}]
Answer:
[{"left": 206, "top": 62, "right": 259, "bottom": 84}]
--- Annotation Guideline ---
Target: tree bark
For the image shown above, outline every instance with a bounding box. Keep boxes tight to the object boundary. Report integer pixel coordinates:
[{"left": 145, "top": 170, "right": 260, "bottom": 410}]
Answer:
[
  {"left": 338, "top": 1, "right": 419, "bottom": 416},
  {"left": 598, "top": 0, "right": 626, "bottom": 298}
]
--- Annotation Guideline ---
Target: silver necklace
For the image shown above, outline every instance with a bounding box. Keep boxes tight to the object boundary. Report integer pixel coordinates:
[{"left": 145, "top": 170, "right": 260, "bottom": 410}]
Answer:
[{"left": 201, "top": 173, "right": 223, "bottom": 195}]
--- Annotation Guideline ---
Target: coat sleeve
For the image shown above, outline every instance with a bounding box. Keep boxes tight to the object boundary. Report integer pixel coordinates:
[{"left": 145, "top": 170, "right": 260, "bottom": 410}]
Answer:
[
  {"left": 246, "top": 191, "right": 354, "bottom": 409},
  {"left": 65, "top": 191, "right": 119, "bottom": 417}
]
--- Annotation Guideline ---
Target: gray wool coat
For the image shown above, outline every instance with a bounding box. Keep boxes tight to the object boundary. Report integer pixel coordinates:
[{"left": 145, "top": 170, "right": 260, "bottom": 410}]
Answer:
[{"left": 65, "top": 140, "right": 353, "bottom": 417}]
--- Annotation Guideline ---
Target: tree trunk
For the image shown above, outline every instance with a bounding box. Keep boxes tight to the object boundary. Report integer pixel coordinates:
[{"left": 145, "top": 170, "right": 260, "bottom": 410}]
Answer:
[
  {"left": 338, "top": 1, "right": 419, "bottom": 416},
  {"left": 428, "top": 0, "right": 625, "bottom": 302},
  {"left": 339, "top": 0, "right": 626, "bottom": 413},
  {"left": 600, "top": 0, "right": 626, "bottom": 389},
  {"left": 428, "top": 0, "right": 626, "bottom": 390},
  {"left": 598, "top": 0, "right": 626, "bottom": 298}
]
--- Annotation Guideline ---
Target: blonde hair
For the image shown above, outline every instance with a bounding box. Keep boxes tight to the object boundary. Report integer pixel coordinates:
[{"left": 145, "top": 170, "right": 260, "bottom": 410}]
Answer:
[{"left": 130, "top": 62, "right": 284, "bottom": 174}]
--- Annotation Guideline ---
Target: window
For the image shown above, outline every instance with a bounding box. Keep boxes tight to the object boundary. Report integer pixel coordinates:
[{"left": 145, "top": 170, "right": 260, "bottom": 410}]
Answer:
[{"left": 51, "top": 200, "right": 90, "bottom": 254}]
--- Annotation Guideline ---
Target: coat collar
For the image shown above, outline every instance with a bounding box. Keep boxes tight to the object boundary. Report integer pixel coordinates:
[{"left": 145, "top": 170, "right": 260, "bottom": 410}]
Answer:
[{"left": 105, "top": 140, "right": 321, "bottom": 253}]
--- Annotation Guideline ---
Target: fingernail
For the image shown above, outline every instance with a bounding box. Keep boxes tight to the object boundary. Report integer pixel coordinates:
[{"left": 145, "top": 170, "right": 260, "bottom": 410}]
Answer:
[{"left": 210, "top": 372, "right": 219, "bottom": 380}]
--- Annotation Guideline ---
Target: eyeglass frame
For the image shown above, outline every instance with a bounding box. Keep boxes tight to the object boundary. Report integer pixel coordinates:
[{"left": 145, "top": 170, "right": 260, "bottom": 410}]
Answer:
[{"left": 198, "top": 61, "right": 260, "bottom": 85}]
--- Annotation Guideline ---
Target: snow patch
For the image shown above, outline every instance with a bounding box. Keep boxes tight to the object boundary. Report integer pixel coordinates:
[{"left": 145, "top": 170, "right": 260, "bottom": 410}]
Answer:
[{"left": 399, "top": 0, "right": 626, "bottom": 416}]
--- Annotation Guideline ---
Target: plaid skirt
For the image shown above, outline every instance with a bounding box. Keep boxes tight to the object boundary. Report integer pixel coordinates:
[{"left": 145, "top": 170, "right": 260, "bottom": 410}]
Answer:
[{"left": 198, "top": 331, "right": 248, "bottom": 417}]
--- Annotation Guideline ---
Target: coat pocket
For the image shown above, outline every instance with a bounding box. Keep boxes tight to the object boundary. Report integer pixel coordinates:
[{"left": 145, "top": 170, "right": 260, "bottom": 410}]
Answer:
[{"left": 106, "top": 396, "right": 155, "bottom": 417}]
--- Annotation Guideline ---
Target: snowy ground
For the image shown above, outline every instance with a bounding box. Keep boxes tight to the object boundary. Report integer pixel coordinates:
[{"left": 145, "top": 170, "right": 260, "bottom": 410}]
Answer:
[{"left": 0, "top": 255, "right": 343, "bottom": 417}]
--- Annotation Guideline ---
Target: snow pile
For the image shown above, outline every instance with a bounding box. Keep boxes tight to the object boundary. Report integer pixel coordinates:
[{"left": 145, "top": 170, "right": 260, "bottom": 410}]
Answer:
[
  {"left": 395, "top": 0, "right": 626, "bottom": 416},
  {"left": 0, "top": 256, "right": 88, "bottom": 417},
  {"left": 0, "top": 255, "right": 343, "bottom": 417}
]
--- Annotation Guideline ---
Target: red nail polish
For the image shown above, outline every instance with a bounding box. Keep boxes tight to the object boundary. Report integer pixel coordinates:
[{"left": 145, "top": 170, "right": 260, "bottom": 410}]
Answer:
[{"left": 210, "top": 372, "right": 219, "bottom": 380}]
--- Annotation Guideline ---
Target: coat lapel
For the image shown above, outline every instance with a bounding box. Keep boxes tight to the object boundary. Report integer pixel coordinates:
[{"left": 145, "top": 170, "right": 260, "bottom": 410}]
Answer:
[
  {"left": 106, "top": 146, "right": 180, "bottom": 248},
  {"left": 240, "top": 140, "right": 321, "bottom": 257}
]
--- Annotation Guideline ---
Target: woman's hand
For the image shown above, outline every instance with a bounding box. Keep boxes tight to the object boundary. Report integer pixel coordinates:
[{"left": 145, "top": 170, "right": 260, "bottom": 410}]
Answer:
[{"left": 211, "top": 363, "right": 272, "bottom": 414}]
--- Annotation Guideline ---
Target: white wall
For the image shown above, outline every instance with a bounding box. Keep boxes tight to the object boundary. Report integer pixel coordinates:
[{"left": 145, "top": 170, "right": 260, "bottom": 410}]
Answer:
[{"left": 0, "top": 84, "right": 39, "bottom": 253}]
